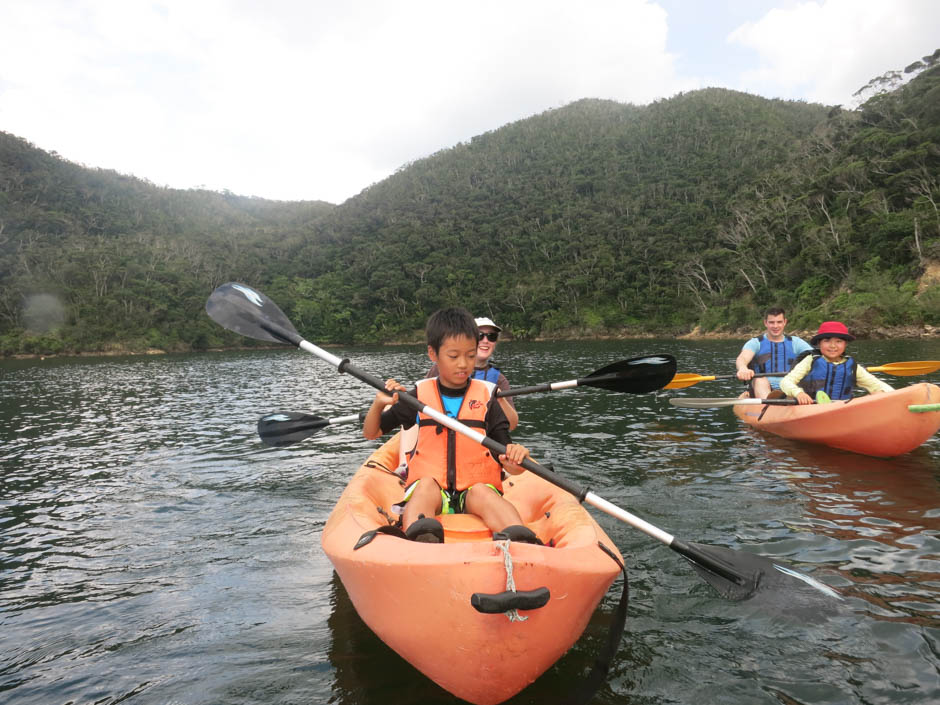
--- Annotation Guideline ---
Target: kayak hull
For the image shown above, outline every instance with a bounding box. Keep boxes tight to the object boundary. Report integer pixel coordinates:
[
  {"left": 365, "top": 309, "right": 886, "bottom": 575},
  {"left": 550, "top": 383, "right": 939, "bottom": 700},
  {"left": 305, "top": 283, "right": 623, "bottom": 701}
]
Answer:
[
  {"left": 321, "top": 435, "right": 622, "bottom": 705},
  {"left": 733, "top": 383, "right": 940, "bottom": 457}
]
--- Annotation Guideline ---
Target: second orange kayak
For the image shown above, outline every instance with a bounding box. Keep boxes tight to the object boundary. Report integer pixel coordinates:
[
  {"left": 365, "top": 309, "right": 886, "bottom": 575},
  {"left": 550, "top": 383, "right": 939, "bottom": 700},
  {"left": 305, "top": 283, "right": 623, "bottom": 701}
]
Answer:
[{"left": 733, "top": 383, "right": 940, "bottom": 457}]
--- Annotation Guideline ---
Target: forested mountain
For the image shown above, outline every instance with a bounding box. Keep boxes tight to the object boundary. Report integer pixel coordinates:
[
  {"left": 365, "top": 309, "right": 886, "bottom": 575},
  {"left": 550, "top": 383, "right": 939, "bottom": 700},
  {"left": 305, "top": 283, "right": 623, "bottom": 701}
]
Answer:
[
  {"left": 0, "top": 139, "right": 334, "bottom": 353},
  {"left": 2, "top": 55, "right": 938, "bottom": 355}
]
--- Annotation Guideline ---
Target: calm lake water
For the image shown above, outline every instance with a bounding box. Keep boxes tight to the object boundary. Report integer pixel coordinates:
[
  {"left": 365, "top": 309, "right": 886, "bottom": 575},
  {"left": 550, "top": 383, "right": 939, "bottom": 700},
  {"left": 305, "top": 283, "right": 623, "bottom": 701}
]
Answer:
[{"left": 2, "top": 338, "right": 939, "bottom": 704}]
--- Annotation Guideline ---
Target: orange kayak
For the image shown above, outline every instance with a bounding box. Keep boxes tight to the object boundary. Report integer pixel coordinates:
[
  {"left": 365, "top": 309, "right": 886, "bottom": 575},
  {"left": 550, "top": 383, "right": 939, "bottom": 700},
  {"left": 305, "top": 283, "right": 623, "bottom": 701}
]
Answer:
[
  {"left": 321, "top": 434, "right": 623, "bottom": 705},
  {"left": 733, "top": 383, "right": 940, "bottom": 457}
]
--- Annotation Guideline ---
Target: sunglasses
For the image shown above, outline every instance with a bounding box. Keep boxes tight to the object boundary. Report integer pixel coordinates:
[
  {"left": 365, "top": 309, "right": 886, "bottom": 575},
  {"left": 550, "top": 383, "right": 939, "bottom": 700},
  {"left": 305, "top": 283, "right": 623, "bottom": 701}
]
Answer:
[{"left": 477, "top": 331, "right": 499, "bottom": 342}]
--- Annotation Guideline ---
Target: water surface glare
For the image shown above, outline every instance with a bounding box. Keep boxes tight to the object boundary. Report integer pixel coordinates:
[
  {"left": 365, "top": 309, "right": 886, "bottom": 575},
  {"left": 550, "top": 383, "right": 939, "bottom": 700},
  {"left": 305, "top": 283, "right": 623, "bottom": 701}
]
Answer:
[{"left": 2, "top": 338, "right": 939, "bottom": 704}]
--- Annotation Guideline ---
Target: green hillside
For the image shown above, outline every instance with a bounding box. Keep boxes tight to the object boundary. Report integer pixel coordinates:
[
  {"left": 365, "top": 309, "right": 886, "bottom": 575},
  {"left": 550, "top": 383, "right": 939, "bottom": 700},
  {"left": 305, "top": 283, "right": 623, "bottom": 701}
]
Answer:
[
  {"left": 0, "top": 137, "right": 334, "bottom": 353},
  {"left": 1, "top": 56, "right": 938, "bottom": 355}
]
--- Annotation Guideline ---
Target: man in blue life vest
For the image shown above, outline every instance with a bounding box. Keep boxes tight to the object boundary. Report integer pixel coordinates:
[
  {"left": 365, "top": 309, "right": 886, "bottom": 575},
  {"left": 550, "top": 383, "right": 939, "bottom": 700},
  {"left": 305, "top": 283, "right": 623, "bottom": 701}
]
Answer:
[{"left": 734, "top": 307, "right": 812, "bottom": 399}]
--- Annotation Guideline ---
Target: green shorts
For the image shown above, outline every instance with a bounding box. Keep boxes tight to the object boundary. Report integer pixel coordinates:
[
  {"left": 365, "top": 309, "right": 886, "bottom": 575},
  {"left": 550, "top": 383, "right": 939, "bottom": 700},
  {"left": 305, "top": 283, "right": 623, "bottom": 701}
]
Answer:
[{"left": 402, "top": 479, "right": 502, "bottom": 514}]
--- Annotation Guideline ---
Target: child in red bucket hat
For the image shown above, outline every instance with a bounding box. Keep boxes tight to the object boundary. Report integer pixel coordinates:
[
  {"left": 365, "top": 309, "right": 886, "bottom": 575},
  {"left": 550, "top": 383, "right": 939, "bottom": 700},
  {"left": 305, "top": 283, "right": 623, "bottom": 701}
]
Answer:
[
  {"left": 810, "top": 321, "right": 854, "bottom": 345},
  {"left": 780, "top": 321, "right": 893, "bottom": 404}
]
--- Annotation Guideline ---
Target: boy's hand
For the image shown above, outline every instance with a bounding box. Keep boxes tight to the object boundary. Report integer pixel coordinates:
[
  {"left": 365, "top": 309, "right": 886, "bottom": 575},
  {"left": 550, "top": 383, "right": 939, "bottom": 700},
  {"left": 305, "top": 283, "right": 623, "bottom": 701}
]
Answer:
[
  {"left": 499, "top": 443, "right": 530, "bottom": 475},
  {"left": 375, "top": 378, "right": 405, "bottom": 406},
  {"left": 795, "top": 391, "right": 813, "bottom": 405},
  {"left": 363, "top": 379, "right": 406, "bottom": 440}
]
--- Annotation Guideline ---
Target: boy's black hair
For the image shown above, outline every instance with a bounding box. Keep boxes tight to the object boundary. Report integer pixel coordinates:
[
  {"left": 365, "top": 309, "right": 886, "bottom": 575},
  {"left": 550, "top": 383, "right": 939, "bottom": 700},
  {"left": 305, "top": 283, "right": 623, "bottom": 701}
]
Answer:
[
  {"left": 426, "top": 307, "right": 478, "bottom": 352},
  {"left": 764, "top": 306, "right": 786, "bottom": 318}
]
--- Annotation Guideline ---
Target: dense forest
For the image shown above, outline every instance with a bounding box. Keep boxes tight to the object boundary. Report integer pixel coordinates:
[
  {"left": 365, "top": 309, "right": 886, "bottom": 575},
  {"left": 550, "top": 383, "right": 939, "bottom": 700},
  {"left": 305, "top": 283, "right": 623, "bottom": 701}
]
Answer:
[{"left": 1, "top": 52, "right": 938, "bottom": 356}]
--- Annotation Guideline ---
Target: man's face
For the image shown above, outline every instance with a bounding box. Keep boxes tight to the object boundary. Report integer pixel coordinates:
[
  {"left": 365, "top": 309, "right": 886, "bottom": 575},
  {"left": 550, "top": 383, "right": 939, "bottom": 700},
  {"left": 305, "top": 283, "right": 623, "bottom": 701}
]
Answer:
[{"left": 764, "top": 314, "right": 787, "bottom": 339}]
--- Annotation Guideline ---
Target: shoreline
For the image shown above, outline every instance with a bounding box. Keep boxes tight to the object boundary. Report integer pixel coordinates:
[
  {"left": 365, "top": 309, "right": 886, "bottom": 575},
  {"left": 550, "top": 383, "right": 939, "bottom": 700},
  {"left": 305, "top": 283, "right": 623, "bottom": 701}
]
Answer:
[{"left": 5, "top": 324, "right": 937, "bottom": 360}]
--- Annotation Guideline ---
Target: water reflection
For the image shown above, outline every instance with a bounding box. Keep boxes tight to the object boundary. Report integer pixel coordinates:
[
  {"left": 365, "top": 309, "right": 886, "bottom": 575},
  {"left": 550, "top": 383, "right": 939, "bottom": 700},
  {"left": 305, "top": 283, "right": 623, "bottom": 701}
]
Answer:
[
  {"left": 752, "top": 437, "right": 940, "bottom": 626},
  {"left": 2, "top": 340, "right": 939, "bottom": 705}
]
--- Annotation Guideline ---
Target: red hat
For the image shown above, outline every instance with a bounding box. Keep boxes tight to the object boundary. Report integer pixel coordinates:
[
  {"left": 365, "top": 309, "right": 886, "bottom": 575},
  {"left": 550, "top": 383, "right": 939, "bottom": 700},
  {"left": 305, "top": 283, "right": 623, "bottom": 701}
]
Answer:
[{"left": 811, "top": 321, "right": 855, "bottom": 346}]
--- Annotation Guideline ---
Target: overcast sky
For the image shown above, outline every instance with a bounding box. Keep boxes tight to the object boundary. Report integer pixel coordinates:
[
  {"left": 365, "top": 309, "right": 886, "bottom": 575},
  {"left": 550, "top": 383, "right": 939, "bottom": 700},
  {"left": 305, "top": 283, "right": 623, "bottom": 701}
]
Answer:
[{"left": 1, "top": 0, "right": 937, "bottom": 204}]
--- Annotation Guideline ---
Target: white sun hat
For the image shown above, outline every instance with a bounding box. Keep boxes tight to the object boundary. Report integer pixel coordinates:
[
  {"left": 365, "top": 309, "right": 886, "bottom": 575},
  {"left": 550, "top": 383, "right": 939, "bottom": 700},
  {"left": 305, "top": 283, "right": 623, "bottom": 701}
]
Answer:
[{"left": 474, "top": 316, "right": 502, "bottom": 332}]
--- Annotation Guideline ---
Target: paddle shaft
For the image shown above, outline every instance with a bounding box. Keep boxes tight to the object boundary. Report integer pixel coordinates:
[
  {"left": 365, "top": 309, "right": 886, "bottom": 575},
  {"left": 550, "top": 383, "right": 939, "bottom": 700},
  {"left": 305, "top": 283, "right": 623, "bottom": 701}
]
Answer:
[
  {"left": 669, "top": 397, "right": 801, "bottom": 409},
  {"left": 714, "top": 372, "right": 777, "bottom": 381},
  {"left": 296, "top": 332, "right": 741, "bottom": 582},
  {"left": 207, "top": 283, "right": 753, "bottom": 591},
  {"left": 286, "top": 413, "right": 362, "bottom": 433},
  {"left": 582, "top": 493, "right": 738, "bottom": 578},
  {"left": 352, "top": 359, "right": 744, "bottom": 580},
  {"left": 497, "top": 372, "right": 622, "bottom": 398},
  {"left": 668, "top": 360, "right": 940, "bottom": 389}
]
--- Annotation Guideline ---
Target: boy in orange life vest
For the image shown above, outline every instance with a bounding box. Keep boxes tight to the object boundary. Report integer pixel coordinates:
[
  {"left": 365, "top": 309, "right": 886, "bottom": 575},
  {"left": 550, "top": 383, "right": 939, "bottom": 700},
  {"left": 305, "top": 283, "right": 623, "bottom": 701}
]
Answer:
[
  {"left": 426, "top": 315, "right": 518, "bottom": 429},
  {"left": 362, "top": 307, "right": 537, "bottom": 544}
]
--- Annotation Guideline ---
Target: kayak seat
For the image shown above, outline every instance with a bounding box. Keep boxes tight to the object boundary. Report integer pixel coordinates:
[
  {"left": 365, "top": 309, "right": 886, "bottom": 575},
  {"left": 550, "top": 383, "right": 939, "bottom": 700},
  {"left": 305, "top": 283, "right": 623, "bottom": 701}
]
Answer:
[{"left": 438, "top": 513, "right": 493, "bottom": 542}]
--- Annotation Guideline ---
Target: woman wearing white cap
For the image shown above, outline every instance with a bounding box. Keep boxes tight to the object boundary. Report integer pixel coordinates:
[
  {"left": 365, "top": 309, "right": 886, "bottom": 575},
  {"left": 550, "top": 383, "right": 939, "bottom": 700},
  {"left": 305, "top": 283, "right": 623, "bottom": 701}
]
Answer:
[{"left": 471, "top": 316, "right": 518, "bottom": 430}]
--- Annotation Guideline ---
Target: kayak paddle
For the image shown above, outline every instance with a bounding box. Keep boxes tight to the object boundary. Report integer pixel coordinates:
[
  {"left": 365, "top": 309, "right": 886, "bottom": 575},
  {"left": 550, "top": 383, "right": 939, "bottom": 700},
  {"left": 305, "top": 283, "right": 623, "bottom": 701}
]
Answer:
[
  {"left": 497, "top": 356, "right": 678, "bottom": 398},
  {"left": 669, "top": 397, "right": 800, "bottom": 409},
  {"left": 258, "top": 411, "right": 366, "bottom": 447},
  {"left": 206, "top": 281, "right": 839, "bottom": 602},
  {"left": 868, "top": 360, "right": 940, "bottom": 376},
  {"left": 666, "top": 360, "right": 940, "bottom": 389},
  {"left": 259, "top": 355, "right": 678, "bottom": 445},
  {"left": 666, "top": 372, "right": 777, "bottom": 389}
]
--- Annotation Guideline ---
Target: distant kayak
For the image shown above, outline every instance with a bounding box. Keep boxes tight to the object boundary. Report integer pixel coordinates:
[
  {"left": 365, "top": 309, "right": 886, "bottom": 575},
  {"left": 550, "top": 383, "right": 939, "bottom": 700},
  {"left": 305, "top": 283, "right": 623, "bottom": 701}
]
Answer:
[
  {"left": 733, "top": 383, "right": 940, "bottom": 457},
  {"left": 321, "top": 434, "right": 624, "bottom": 705}
]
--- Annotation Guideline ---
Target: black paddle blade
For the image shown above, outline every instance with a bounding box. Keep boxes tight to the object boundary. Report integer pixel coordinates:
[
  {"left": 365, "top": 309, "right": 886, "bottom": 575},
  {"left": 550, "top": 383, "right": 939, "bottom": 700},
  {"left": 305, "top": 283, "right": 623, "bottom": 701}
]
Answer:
[
  {"left": 680, "top": 542, "right": 841, "bottom": 601},
  {"left": 680, "top": 542, "right": 763, "bottom": 600},
  {"left": 206, "top": 282, "right": 302, "bottom": 346},
  {"left": 257, "top": 412, "right": 329, "bottom": 447},
  {"left": 586, "top": 355, "right": 677, "bottom": 393}
]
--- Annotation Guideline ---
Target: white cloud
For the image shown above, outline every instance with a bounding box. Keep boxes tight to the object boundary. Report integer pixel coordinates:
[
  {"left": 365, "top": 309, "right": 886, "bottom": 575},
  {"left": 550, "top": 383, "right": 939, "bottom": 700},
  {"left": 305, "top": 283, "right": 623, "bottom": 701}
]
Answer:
[
  {"left": 0, "top": 1, "right": 935, "bottom": 203},
  {"left": 728, "top": 0, "right": 940, "bottom": 105},
  {"left": 1, "top": 0, "right": 688, "bottom": 202}
]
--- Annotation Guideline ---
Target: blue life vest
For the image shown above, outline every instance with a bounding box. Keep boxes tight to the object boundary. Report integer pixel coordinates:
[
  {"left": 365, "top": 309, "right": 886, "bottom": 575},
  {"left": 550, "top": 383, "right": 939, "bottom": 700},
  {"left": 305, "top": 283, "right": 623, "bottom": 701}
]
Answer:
[
  {"left": 799, "top": 355, "right": 857, "bottom": 400},
  {"left": 750, "top": 335, "right": 796, "bottom": 375},
  {"left": 473, "top": 365, "right": 501, "bottom": 384}
]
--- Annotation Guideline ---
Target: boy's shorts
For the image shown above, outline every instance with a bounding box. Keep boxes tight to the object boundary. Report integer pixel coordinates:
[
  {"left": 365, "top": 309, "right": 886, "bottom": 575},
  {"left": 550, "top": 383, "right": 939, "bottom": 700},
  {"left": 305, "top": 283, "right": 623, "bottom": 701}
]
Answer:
[{"left": 401, "top": 479, "right": 501, "bottom": 514}]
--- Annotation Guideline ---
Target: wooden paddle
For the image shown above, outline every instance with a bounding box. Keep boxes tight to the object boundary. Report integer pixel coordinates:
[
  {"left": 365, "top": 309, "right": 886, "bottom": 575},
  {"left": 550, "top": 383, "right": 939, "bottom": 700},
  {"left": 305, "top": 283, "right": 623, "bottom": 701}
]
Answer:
[
  {"left": 666, "top": 360, "right": 940, "bottom": 389},
  {"left": 206, "top": 281, "right": 840, "bottom": 602}
]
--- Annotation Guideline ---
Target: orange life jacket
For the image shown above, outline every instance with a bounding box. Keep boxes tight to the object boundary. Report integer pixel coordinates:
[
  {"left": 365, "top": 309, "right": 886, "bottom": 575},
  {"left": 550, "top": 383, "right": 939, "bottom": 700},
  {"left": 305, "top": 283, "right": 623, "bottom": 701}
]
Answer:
[{"left": 406, "top": 377, "right": 503, "bottom": 492}]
